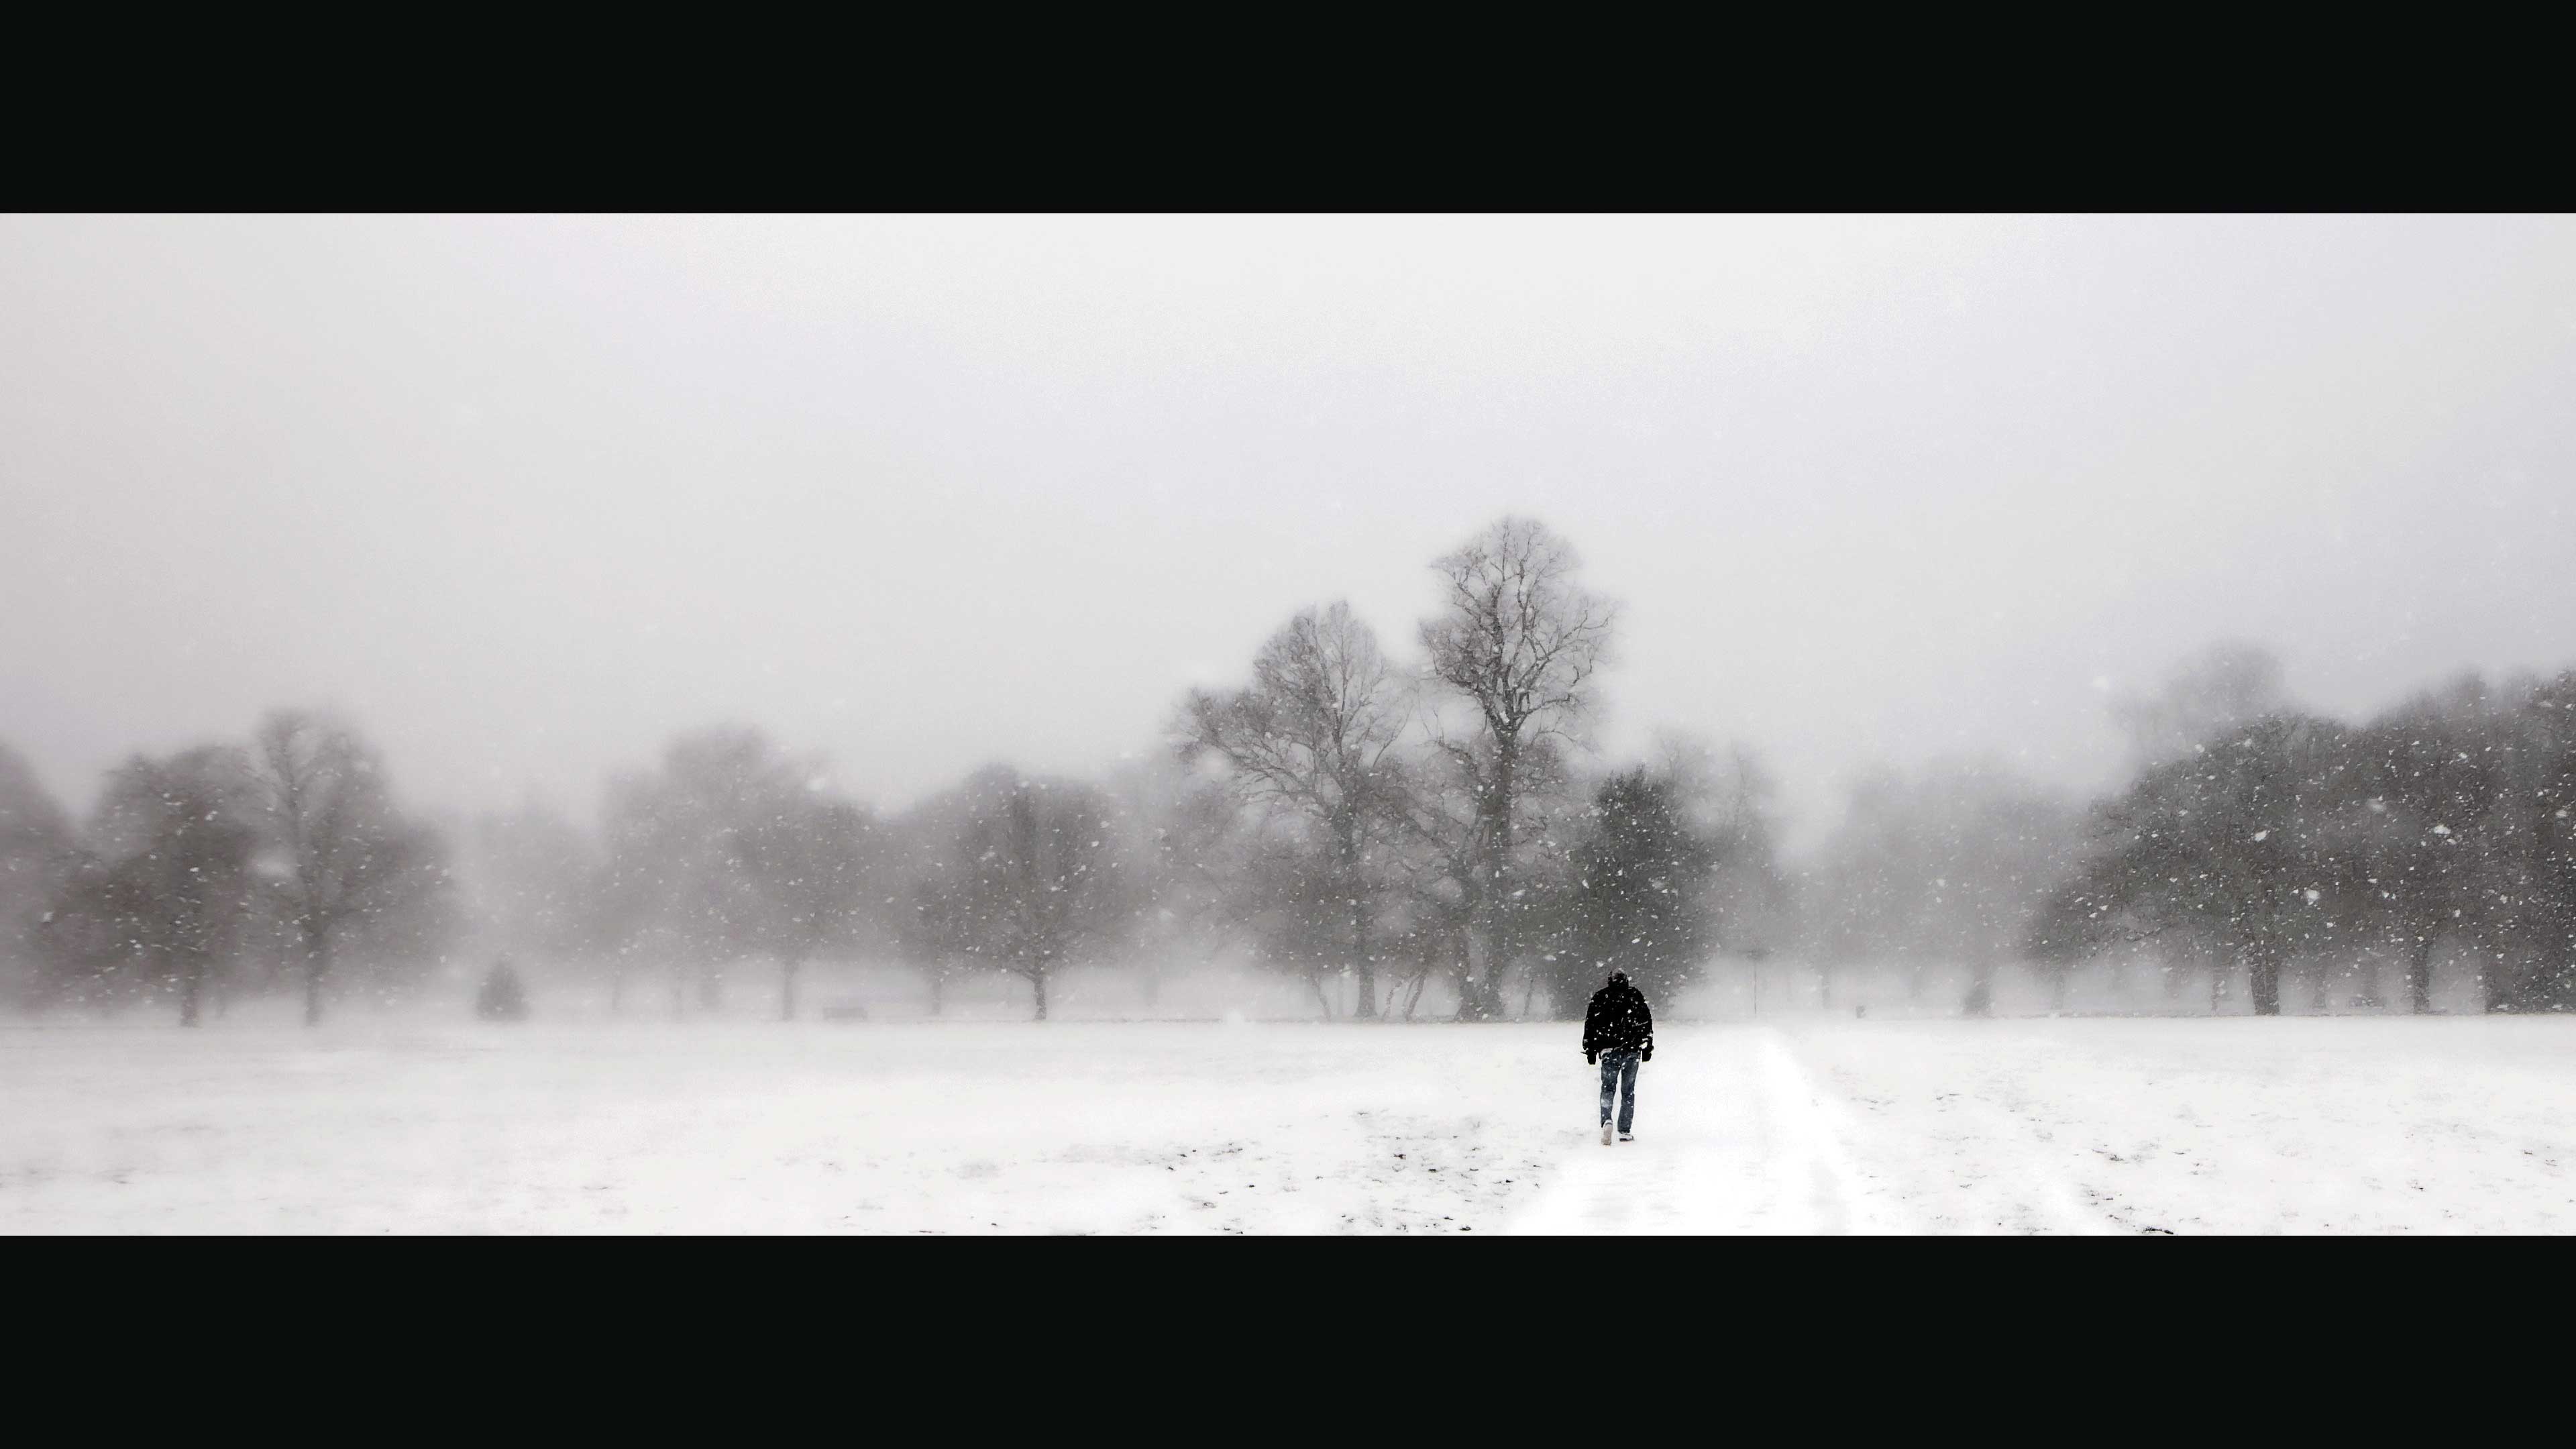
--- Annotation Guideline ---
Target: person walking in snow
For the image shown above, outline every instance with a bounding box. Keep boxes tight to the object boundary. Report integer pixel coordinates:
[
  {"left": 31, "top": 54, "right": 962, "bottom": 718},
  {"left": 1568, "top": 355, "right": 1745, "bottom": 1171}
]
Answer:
[{"left": 1582, "top": 969, "right": 1654, "bottom": 1144}]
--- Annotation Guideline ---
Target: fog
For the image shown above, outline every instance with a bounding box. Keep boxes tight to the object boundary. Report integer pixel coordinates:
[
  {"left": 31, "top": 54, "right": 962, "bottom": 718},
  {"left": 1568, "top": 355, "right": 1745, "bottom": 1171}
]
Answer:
[
  {"left": 11, "top": 215, "right": 2573, "bottom": 843},
  {"left": 13, "top": 214, "right": 2576, "bottom": 1236}
]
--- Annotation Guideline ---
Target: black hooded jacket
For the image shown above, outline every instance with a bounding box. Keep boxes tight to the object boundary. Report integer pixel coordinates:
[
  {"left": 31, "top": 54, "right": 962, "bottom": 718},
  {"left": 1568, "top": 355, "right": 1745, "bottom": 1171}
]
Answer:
[{"left": 1582, "top": 974, "right": 1654, "bottom": 1063}]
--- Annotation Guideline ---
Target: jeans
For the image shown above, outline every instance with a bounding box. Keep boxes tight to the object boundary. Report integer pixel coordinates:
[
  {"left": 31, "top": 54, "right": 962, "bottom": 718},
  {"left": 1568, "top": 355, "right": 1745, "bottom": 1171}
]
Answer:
[{"left": 1598, "top": 1049, "right": 1641, "bottom": 1132}]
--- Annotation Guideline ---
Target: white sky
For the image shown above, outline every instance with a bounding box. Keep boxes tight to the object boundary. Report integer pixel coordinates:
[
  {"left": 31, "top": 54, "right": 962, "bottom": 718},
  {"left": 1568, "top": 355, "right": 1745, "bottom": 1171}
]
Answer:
[{"left": 5, "top": 214, "right": 2573, "bottom": 848}]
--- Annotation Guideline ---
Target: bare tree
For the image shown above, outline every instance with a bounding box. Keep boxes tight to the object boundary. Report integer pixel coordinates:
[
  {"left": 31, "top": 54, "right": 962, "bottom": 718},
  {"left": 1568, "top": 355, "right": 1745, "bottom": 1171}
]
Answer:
[
  {"left": 1106, "top": 753, "right": 1248, "bottom": 1010},
  {"left": 1179, "top": 600, "right": 1408, "bottom": 1016},
  {"left": 246, "top": 711, "right": 445, "bottom": 1026},
  {"left": 738, "top": 793, "right": 880, "bottom": 1020},
  {"left": 947, "top": 771, "right": 1134, "bottom": 1020},
  {"left": 1417, "top": 517, "right": 1615, "bottom": 1018},
  {"left": 886, "top": 763, "right": 1023, "bottom": 1014},
  {"left": 596, "top": 727, "right": 862, "bottom": 1018},
  {"left": 44, "top": 747, "right": 260, "bottom": 1025}
]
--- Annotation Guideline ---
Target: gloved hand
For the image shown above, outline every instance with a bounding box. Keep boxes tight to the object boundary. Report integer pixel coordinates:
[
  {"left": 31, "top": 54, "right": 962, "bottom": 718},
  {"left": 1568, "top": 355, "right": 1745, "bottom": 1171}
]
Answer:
[
  {"left": 1642, "top": 1048, "right": 1653, "bottom": 1063},
  {"left": 1585, "top": 1051, "right": 1597, "bottom": 1065}
]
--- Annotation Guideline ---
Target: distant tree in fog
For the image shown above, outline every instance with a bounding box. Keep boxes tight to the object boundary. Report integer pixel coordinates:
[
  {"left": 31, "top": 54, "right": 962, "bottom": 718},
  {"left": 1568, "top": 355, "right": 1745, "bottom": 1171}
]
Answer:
[
  {"left": 896, "top": 872, "right": 970, "bottom": 1016},
  {"left": 2037, "top": 714, "right": 2360, "bottom": 1016},
  {"left": 246, "top": 712, "right": 450, "bottom": 1026},
  {"left": 886, "top": 763, "right": 1024, "bottom": 1015},
  {"left": 737, "top": 793, "right": 881, "bottom": 1020},
  {"left": 42, "top": 747, "right": 260, "bottom": 1025},
  {"left": 1179, "top": 600, "right": 1409, "bottom": 1017},
  {"left": 597, "top": 727, "right": 877, "bottom": 1019},
  {"left": 1417, "top": 517, "right": 1615, "bottom": 1020},
  {"left": 2111, "top": 641, "right": 2290, "bottom": 771},
  {"left": 2042, "top": 662, "right": 2576, "bottom": 1018},
  {"left": 469, "top": 798, "right": 600, "bottom": 969},
  {"left": 1558, "top": 768, "right": 1718, "bottom": 1008},
  {"left": 0, "top": 743, "right": 76, "bottom": 1009},
  {"left": 1108, "top": 755, "right": 1247, "bottom": 1010},
  {"left": 1652, "top": 735, "right": 1790, "bottom": 963},
  {"left": 1804, "top": 759, "right": 2080, "bottom": 1012},
  {"left": 940, "top": 769, "right": 1136, "bottom": 1020},
  {"left": 2349, "top": 683, "right": 2513, "bottom": 1012},
  {"left": 2463, "top": 673, "right": 2576, "bottom": 1012}
]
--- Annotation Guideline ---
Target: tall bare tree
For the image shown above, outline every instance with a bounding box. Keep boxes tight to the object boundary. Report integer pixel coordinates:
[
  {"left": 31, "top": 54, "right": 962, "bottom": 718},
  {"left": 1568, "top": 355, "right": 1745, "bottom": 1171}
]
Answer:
[
  {"left": 1179, "top": 601, "right": 1408, "bottom": 1016},
  {"left": 1417, "top": 517, "right": 1615, "bottom": 1018},
  {"left": 246, "top": 710, "right": 445, "bottom": 1025}
]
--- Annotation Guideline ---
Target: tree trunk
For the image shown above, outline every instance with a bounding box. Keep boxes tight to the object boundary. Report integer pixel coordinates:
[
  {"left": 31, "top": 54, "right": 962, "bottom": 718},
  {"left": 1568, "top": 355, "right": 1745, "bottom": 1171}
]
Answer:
[
  {"left": 1340, "top": 823, "right": 1377, "bottom": 1021},
  {"left": 1455, "top": 745, "right": 1517, "bottom": 1024},
  {"left": 781, "top": 955, "right": 801, "bottom": 1022},
  {"left": 2247, "top": 941, "right": 2282, "bottom": 1016},
  {"left": 2483, "top": 954, "right": 2515, "bottom": 1012},
  {"left": 178, "top": 956, "right": 203, "bottom": 1028},
  {"left": 1456, "top": 932, "right": 1499, "bottom": 1020},
  {"left": 2408, "top": 932, "right": 2436, "bottom": 1014},
  {"left": 302, "top": 932, "right": 331, "bottom": 1027},
  {"left": 1031, "top": 967, "right": 1048, "bottom": 1022}
]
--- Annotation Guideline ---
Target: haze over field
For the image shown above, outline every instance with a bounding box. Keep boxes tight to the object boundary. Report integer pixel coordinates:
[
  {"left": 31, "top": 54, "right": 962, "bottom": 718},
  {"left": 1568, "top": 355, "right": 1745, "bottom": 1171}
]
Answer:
[
  {"left": 10, "top": 214, "right": 2576, "bottom": 1236},
  {"left": 9, "top": 215, "right": 2575, "bottom": 841}
]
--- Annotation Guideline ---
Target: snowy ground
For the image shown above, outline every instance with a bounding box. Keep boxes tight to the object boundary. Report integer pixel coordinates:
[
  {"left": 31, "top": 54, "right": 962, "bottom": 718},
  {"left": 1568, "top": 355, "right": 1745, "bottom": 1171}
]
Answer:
[{"left": 3, "top": 1014, "right": 2571, "bottom": 1233}]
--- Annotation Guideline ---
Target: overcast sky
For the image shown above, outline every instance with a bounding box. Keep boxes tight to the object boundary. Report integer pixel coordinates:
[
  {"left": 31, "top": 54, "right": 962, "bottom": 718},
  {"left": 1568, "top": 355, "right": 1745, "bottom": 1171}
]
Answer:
[{"left": 5, "top": 214, "right": 2574, "bottom": 847}]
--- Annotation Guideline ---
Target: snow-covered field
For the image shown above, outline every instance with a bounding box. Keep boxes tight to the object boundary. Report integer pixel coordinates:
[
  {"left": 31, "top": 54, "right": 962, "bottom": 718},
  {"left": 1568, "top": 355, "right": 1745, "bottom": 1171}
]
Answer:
[{"left": 4, "top": 1013, "right": 2571, "bottom": 1234}]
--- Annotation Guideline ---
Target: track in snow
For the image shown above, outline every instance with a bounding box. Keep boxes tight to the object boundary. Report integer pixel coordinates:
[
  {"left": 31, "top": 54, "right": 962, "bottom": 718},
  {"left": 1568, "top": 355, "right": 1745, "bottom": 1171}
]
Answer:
[{"left": 1509, "top": 1025, "right": 2100, "bottom": 1234}]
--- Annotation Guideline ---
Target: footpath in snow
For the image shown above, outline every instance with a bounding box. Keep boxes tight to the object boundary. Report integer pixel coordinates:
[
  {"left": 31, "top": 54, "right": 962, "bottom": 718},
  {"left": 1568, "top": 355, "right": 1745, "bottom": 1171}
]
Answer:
[
  {"left": 1513, "top": 1016, "right": 2576, "bottom": 1235},
  {"left": 1507, "top": 1026, "right": 1927, "bottom": 1234}
]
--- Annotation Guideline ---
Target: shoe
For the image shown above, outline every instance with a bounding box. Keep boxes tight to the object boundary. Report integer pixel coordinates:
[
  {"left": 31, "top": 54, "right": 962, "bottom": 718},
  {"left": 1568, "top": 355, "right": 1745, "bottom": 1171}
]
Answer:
[
  {"left": 1618, "top": 1132, "right": 1635, "bottom": 1142},
  {"left": 1601, "top": 1122, "right": 1613, "bottom": 1146}
]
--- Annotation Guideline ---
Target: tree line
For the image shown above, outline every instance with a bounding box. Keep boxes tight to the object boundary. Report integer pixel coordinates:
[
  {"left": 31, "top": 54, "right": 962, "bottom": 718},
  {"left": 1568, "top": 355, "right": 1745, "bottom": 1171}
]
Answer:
[
  {"left": 5, "top": 522, "right": 2571, "bottom": 1025},
  {"left": 2032, "top": 649, "right": 2576, "bottom": 1015},
  {"left": 0, "top": 712, "right": 454, "bottom": 1024},
  {"left": 0, "top": 517, "right": 1788, "bottom": 1024}
]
